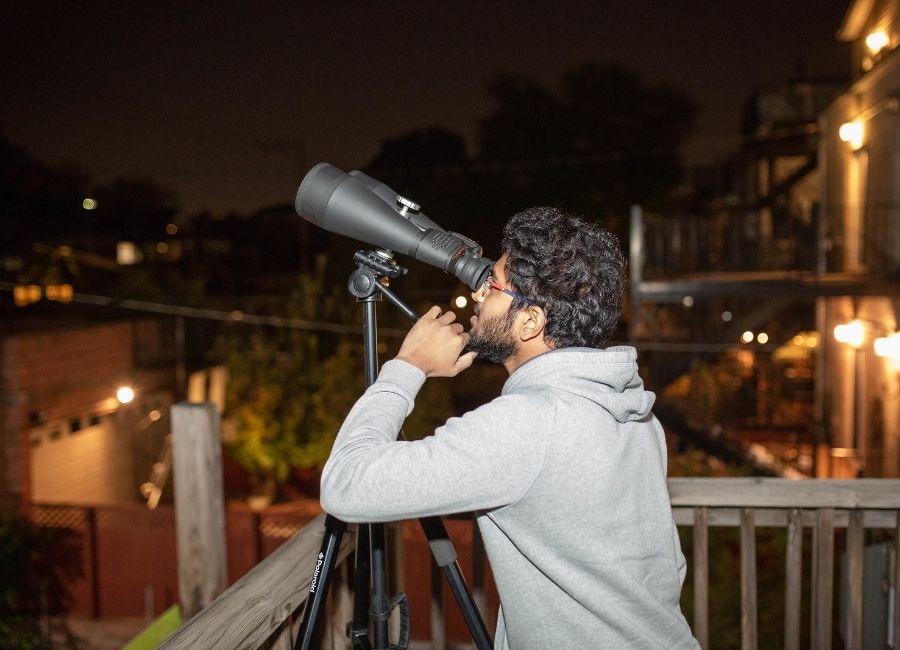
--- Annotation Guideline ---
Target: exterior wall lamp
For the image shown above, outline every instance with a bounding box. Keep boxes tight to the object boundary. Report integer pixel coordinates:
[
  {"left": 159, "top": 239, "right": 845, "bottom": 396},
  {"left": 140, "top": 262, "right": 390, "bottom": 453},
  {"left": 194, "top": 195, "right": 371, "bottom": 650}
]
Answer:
[
  {"left": 116, "top": 386, "right": 136, "bottom": 404},
  {"left": 838, "top": 120, "right": 865, "bottom": 150},
  {"left": 834, "top": 319, "right": 866, "bottom": 348},
  {"left": 874, "top": 332, "right": 900, "bottom": 362},
  {"left": 865, "top": 30, "right": 890, "bottom": 55}
]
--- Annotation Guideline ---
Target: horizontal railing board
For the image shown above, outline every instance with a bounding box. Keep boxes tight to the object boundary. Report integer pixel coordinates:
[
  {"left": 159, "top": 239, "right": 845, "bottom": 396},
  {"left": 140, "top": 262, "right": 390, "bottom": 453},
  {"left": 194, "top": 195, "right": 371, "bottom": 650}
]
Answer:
[
  {"left": 668, "top": 478, "right": 900, "bottom": 509},
  {"left": 160, "top": 513, "right": 355, "bottom": 650},
  {"left": 672, "top": 507, "right": 899, "bottom": 528}
]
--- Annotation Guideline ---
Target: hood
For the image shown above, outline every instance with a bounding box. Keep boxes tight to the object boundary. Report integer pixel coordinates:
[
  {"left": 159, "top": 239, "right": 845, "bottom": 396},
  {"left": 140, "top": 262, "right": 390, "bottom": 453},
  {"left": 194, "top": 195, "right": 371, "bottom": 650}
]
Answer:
[{"left": 502, "top": 346, "right": 655, "bottom": 423}]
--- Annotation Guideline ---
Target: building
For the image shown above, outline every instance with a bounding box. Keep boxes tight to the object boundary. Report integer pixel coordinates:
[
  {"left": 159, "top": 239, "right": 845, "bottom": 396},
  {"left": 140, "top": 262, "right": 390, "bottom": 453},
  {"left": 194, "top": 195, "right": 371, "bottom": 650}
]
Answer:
[
  {"left": 817, "top": 0, "right": 900, "bottom": 477},
  {"left": 0, "top": 318, "right": 175, "bottom": 506}
]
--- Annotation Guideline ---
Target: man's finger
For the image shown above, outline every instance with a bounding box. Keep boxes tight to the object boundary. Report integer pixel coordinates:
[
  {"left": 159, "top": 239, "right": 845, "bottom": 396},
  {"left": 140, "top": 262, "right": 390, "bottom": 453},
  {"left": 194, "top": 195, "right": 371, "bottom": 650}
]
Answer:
[
  {"left": 438, "top": 309, "right": 457, "bottom": 324},
  {"left": 452, "top": 350, "right": 478, "bottom": 374}
]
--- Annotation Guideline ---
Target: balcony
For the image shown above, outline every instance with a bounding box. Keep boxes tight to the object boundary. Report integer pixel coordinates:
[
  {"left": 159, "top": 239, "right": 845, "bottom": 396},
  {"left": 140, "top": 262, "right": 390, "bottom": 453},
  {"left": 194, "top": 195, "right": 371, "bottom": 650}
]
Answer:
[{"left": 160, "top": 478, "right": 900, "bottom": 649}]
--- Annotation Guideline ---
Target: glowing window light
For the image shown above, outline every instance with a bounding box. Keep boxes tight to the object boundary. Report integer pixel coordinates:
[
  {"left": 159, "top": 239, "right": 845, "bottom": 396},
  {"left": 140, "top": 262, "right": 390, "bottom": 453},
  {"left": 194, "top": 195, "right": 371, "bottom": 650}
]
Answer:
[
  {"left": 741, "top": 331, "right": 754, "bottom": 344},
  {"left": 454, "top": 296, "right": 468, "bottom": 309},
  {"left": 116, "top": 386, "right": 135, "bottom": 404},
  {"left": 834, "top": 320, "right": 866, "bottom": 348},
  {"left": 865, "top": 30, "right": 890, "bottom": 55},
  {"left": 839, "top": 120, "right": 864, "bottom": 150},
  {"left": 874, "top": 333, "right": 900, "bottom": 361}
]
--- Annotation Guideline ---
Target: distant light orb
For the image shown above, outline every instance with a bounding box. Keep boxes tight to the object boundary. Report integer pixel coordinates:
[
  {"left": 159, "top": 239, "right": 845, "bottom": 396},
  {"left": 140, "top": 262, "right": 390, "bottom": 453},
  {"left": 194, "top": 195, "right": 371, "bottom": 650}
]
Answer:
[
  {"left": 454, "top": 296, "right": 468, "bottom": 309},
  {"left": 156, "top": 242, "right": 169, "bottom": 254},
  {"left": 116, "top": 386, "right": 135, "bottom": 404},
  {"left": 741, "top": 331, "right": 754, "bottom": 344},
  {"left": 681, "top": 295, "right": 694, "bottom": 308},
  {"left": 757, "top": 332, "right": 769, "bottom": 344},
  {"left": 82, "top": 198, "right": 97, "bottom": 210},
  {"left": 721, "top": 310, "right": 733, "bottom": 322},
  {"left": 166, "top": 223, "right": 178, "bottom": 235}
]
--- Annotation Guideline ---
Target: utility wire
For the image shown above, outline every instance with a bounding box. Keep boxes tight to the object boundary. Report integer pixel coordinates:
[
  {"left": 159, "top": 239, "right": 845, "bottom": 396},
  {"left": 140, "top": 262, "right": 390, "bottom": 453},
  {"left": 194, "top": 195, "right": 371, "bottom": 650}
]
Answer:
[{"left": 0, "top": 281, "right": 408, "bottom": 337}]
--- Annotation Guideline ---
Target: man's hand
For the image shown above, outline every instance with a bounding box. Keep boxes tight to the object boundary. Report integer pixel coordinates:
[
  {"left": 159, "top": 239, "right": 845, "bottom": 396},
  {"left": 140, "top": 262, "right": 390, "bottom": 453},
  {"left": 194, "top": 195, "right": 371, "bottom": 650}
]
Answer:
[{"left": 395, "top": 306, "right": 477, "bottom": 377}]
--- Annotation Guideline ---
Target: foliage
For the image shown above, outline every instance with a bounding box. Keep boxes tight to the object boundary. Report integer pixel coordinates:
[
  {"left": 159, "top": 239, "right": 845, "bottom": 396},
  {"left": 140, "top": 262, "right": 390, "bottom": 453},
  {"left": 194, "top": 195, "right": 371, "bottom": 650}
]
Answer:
[
  {"left": 476, "top": 61, "right": 697, "bottom": 223},
  {"left": 363, "top": 60, "right": 697, "bottom": 256},
  {"left": 218, "top": 255, "right": 461, "bottom": 495},
  {"left": 219, "top": 263, "right": 361, "bottom": 488},
  {"left": 0, "top": 510, "right": 83, "bottom": 649}
]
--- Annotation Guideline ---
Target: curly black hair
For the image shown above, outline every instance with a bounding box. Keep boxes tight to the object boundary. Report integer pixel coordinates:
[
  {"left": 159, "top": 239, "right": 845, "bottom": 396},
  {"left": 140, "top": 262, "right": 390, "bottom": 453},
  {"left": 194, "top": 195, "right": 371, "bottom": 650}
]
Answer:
[{"left": 501, "top": 207, "right": 626, "bottom": 348}]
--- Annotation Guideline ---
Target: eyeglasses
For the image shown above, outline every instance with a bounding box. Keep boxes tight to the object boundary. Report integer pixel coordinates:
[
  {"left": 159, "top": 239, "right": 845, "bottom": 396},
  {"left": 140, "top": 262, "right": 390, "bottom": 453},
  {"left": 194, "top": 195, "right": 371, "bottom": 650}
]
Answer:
[{"left": 484, "top": 276, "right": 527, "bottom": 302}]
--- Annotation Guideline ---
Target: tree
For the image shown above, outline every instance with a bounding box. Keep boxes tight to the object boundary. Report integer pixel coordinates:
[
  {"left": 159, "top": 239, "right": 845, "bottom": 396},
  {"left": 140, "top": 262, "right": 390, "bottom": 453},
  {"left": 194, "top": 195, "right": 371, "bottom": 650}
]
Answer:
[{"left": 477, "top": 61, "right": 697, "bottom": 233}]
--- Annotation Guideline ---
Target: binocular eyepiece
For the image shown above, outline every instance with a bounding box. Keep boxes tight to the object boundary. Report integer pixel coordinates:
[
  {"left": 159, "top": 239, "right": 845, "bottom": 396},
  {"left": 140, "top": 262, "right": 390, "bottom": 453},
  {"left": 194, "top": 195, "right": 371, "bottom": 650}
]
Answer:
[{"left": 295, "top": 163, "right": 492, "bottom": 291}]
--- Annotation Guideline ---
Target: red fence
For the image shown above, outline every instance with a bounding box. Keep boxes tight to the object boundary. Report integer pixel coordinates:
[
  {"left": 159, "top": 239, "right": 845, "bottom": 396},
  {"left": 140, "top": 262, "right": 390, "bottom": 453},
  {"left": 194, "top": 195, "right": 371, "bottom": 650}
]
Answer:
[
  {"left": 28, "top": 501, "right": 498, "bottom": 644},
  {"left": 28, "top": 500, "right": 321, "bottom": 619}
]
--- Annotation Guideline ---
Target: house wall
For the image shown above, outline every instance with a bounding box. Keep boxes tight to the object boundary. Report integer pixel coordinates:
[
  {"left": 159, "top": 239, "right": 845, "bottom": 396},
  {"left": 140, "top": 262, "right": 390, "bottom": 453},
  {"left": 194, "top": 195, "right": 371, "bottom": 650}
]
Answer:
[
  {"left": 0, "top": 320, "right": 173, "bottom": 504},
  {"left": 819, "top": 3, "right": 900, "bottom": 476}
]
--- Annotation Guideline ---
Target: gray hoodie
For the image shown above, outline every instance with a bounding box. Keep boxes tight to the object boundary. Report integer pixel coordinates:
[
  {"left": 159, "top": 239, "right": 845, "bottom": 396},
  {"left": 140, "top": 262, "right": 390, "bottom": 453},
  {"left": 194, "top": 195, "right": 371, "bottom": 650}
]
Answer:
[{"left": 320, "top": 346, "right": 698, "bottom": 649}]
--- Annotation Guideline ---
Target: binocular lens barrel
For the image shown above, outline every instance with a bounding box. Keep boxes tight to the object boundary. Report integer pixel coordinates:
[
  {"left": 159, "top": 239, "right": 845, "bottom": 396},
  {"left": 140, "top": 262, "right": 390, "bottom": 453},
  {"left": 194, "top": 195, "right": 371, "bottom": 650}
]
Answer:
[{"left": 295, "top": 163, "right": 491, "bottom": 290}]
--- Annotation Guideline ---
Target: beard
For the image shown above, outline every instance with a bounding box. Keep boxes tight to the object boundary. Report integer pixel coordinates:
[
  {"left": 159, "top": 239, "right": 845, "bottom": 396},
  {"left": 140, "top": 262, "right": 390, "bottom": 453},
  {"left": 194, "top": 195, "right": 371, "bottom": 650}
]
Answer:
[{"left": 466, "top": 306, "right": 518, "bottom": 364}]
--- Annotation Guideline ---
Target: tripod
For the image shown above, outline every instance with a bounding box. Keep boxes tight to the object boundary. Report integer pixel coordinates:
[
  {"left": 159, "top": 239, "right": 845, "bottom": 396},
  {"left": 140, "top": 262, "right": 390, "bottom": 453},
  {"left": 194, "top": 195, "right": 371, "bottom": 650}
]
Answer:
[{"left": 293, "top": 250, "right": 493, "bottom": 650}]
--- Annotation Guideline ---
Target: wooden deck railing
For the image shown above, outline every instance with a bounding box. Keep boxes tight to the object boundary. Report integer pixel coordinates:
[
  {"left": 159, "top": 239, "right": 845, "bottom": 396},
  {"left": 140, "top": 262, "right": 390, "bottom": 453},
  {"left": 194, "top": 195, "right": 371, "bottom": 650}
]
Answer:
[
  {"left": 161, "top": 479, "right": 900, "bottom": 649},
  {"left": 669, "top": 478, "right": 900, "bottom": 650},
  {"left": 160, "top": 513, "right": 356, "bottom": 649}
]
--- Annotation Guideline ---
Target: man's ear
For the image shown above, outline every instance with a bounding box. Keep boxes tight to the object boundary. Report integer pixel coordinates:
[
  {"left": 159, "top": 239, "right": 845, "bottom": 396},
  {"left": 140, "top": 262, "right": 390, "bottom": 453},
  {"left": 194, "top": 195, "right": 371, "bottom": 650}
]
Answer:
[{"left": 517, "top": 305, "right": 547, "bottom": 343}]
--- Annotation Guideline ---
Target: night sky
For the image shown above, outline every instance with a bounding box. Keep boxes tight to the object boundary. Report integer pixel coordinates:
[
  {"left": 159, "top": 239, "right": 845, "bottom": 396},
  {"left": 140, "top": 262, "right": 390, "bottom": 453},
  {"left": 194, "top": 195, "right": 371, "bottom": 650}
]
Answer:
[{"left": 2, "top": 1, "right": 851, "bottom": 216}]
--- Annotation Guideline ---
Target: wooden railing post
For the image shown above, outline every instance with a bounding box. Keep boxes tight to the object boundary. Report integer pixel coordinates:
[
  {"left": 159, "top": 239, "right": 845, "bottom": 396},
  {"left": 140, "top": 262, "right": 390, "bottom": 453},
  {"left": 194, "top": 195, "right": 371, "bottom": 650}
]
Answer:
[
  {"left": 812, "top": 508, "right": 834, "bottom": 650},
  {"left": 172, "top": 402, "right": 227, "bottom": 620},
  {"left": 893, "top": 512, "right": 900, "bottom": 650},
  {"left": 784, "top": 508, "right": 802, "bottom": 650},
  {"left": 693, "top": 506, "right": 709, "bottom": 649},
  {"left": 846, "top": 509, "right": 864, "bottom": 649},
  {"left": 740, "top": 507, "right": 757, "bottom": 650}
]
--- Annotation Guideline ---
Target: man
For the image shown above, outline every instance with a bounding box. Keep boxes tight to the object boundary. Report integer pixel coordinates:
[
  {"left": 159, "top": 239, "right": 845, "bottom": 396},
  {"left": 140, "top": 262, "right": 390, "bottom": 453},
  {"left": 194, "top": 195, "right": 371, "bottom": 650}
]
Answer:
[{"left": 320, "top": 207, "right": 698, "bottom": 648}]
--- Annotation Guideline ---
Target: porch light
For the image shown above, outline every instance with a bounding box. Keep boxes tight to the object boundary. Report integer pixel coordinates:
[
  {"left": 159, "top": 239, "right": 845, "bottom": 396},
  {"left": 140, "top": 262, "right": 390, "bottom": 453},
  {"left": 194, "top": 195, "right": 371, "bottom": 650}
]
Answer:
[
  {"left": 865, "top": 30, "right": 890, "bottom": 55},
  {"left": 834, "top": 320, "right": 866, "bottom": 348},
  {"left": 838, "top": 120, "right": 864, "bottom": 150},
  {"left": 116, "top": 386, "right": 136, "bottom": 404},
  {"left": 874, "top": 333, "right": 900, "bottom": 361}
]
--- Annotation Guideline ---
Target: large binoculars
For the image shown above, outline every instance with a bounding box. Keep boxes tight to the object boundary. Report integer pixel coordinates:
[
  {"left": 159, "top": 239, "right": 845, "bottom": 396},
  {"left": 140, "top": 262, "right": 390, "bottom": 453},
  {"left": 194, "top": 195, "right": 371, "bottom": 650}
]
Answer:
[{"left": 295, "top": 163, "right": 492, "bottom": 290}]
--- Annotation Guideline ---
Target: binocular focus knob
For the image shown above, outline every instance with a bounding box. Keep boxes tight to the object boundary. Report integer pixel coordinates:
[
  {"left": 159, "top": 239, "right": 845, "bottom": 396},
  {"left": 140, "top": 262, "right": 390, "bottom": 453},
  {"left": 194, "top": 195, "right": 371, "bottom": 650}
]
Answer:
[{"left": 396, "top": 195, "right": 420, "bottom": 215}]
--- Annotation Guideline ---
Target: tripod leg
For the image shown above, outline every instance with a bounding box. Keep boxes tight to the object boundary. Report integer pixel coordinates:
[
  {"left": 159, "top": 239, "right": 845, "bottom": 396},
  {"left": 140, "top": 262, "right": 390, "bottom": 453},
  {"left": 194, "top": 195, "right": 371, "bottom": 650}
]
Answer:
[
  {"left": 419, "top": 517, "right": 493, "bottom": 650},
  {"left": 294, "top": 515, "right": 348, "bottom": 650},
  {"left": 370, "top": 523, "right": 391, "bottom": 650},
  {"left": 347, "top": 524, "right": 373, "bottom": 649}
]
